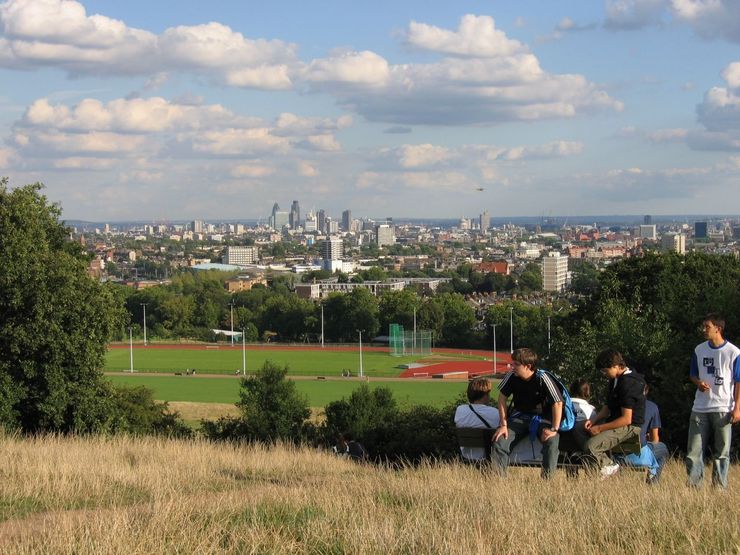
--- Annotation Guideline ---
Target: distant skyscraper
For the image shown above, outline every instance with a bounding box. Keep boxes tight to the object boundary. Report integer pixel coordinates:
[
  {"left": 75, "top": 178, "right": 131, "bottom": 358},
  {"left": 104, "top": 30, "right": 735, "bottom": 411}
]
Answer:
[
  {"left": 480, "top": 210, "right": 490, "bottom": 233},
  {"left": 694, "top": 221, "right": 708, "bottom": 238},
  {"left": 342, "top": 209, "right": 352, "bottom": 232},
  {"left": 375, "top": 223, "right": 396, "bottom": 247},
  {"left": 192, "top": 219, "right": 204, "bottom": 233},
  {"left": 290, "top": 200, "right": 301, "bottom": 229},
  {"left": 639, "top": 225, "right": 657, "bottom": 240},
  {"left": 321, "top": 237, "right": 343, "bottom": 260},
  {"left": 661, "top": 233, "right": 686, "bottom": 255},
  {"left": 317, "top": 209, "right": 326, "bottom": 233},
  {"left": 644, "top": 215, "right": 652, "bottom": 225},
  {"left": 542, "top": 252, "right": 568, "bottom": 292}
]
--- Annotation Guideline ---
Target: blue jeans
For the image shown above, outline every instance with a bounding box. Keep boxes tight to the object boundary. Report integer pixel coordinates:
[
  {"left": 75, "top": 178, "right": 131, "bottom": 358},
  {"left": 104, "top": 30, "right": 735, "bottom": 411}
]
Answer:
[
  {"left": 492, "top": 414, "right": 560, "bottom": 479},
  {"left": 647, "top": 441, "right": 669, "bottom": 479},
  {"left": 685, "top": 411, "right": 732, "bottom": 489},
  {"left": 622, "top": 445, "right": 660, "bottom": 477}
]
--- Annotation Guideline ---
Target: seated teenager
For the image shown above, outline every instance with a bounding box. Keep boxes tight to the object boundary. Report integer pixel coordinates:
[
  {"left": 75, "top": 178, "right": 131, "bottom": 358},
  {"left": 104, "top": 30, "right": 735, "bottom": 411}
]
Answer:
[
  {"left": 584, "top": 349, "right": 646, "bottom": 479},
  {"left": 558, "top": 379, "right": 597, "bottom": 454},
  {"left": 492, "top": 348, "right": 564, "bottom": 479},
  {"left": 454, "top": 377, "right": 500, "bottom": 461}
]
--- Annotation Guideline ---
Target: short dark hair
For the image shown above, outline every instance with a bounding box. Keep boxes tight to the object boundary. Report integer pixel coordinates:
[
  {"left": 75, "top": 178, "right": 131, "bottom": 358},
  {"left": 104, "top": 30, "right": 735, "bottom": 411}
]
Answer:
[
  {"left": 467, "top": 377, "right": 492, "bottom": 403},
  {"left": 703, "top": 313, "right": 726, "bottom": 335},
  {"left": 595, "top": 349, "right": 626, "bottom": 370},
  {"left": 511, "top": 348, "right": 538, "bottom": 368},
  {"left": 569, "top": 379, "right": 591, "bottom": 400}
]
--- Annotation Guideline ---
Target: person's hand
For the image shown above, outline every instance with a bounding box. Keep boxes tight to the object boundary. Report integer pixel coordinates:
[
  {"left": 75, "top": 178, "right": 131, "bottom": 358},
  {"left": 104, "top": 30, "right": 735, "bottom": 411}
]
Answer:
[
  {"left": 731, "top": 407, "right": 740, "bottom": 424},
  {"left": 540, "top": 428, "right": 557, "bottom": 443},
  {"left": 588, "top": 424, "right": 602, "bottom": 437},
  {"left": 697, "top": 381, "right": 710, "bottom": 392},
  {"left": 494, "top": 424, "right": 508, "bottom": 441}
]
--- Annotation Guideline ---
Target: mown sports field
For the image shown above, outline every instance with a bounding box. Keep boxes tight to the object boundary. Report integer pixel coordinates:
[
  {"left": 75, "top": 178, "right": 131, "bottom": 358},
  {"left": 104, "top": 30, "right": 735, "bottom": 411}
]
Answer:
[{"left": 104, "top": 344, "right": 496, "bottom": 411}]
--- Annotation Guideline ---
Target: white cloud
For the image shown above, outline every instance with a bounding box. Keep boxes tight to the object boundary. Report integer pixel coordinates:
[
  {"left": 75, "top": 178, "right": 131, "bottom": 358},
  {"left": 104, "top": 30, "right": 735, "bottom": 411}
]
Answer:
[
  {"left": 671, "top": 0, "right": 740, "bottom": 42},
  {"left": 604, "top": 0, "right": 668, "bottom": 30},
  {"left": 52, "top": 156, "right": 115, "bottom": 170},
  {"left": 0, "top": 0, "right": 297, "bottom": 88},
  {"left": 297, "top": 161, "right": 318, "bottom": 177},
  {"left": 0, "top": 145, "right": 17, "bottom": 167},
  {"left": 230, "top": 163, "right": 275, "bottom": 178},
  {"left": 303, "top": 50, "right": 389, "bottom": 85},
  {"left": 406, "top": 14, "right": 526, "bottom": 57},
  {"left": 646, "top": 128, "right": 689, "bottom": 142}
]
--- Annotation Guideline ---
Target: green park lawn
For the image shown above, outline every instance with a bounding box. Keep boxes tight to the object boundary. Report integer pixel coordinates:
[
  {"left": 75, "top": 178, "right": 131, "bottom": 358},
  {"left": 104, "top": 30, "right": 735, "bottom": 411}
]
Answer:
[
  {"left": 106, "top": 374, "right": 467, "bottom": 408},
  {"left": 106, "top": 347, "right": 420, "bottom": 378}
]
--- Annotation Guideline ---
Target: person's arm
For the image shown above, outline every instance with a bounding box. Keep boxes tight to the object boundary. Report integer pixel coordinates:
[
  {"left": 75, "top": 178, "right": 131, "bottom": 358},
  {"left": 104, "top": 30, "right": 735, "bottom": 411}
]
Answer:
[
  {"left": 689, "top": 352, "right": 710, "bottom": 392},
  {"left": 584, "top": 406, "right": 609, "bottom": 431},
  {"left": 649, "top": 428, "right": 660, "bottom": 442},
  {"left": 732, "top": 357, "right": 740, "bottom": 424},
  {"left": 541, "top": 402, "right": 563, "bottom": 443},
  {"left": 589, "top": 408, "right": 632, "bottom": 435},
  {"left": 494, "top": 392, "right": 509, "bottom": 441}
]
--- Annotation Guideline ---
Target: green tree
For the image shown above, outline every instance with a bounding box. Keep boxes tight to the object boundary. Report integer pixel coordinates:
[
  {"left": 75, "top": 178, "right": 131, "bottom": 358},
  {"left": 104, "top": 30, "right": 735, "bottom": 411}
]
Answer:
[{"left": 0, "top": 181, "right": 125, "bottom": 432}]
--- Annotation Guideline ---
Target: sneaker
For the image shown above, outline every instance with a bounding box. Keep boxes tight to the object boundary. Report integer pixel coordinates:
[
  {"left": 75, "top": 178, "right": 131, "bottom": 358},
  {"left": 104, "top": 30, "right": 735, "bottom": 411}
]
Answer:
[
  {"left": 599, "top": 463, "right": 620, "bottom": 480},
  {"left": 646, "top": 474, "right": 659, "bottom": 485}
]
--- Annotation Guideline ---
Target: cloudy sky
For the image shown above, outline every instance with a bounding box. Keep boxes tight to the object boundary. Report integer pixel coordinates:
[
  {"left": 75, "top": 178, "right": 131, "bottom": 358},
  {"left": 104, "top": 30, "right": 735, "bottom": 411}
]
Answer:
[{"left": 1, "top": 0, "right": 740, "bottom": 221}]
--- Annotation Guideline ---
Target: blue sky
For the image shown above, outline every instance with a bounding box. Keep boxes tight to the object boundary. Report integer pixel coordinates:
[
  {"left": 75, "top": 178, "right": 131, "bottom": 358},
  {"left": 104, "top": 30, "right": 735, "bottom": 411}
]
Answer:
[{"left": 1, "top": 0, "right": 740, "bottom": 221}]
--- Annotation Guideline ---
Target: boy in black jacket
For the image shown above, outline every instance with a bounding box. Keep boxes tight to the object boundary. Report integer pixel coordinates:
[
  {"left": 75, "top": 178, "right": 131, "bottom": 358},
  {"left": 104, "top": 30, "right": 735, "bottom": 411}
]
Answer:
[{"left": 584, "top": 349, "right": 646, "bottom": 478}]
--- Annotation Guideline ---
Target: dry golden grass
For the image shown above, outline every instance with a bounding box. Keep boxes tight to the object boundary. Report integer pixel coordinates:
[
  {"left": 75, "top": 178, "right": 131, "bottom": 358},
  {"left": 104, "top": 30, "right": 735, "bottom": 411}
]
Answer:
[
  {"left": 0, "top": 433, "right": 738, "bottom": 554},
  {"left": 167, "top": 401, "right": 240, "bottom": 423}
]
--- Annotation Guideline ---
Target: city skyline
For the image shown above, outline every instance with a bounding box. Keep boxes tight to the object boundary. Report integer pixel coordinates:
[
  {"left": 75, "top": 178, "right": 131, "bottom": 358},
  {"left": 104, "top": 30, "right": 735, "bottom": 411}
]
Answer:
[{"left": 2, "top": 1, "right": 740, "bottom": 220}]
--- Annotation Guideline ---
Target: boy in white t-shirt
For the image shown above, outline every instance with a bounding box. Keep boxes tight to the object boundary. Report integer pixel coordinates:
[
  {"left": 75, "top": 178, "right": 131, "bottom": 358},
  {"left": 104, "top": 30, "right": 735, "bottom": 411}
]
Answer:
[{"left": 686, "top": 313, "right": 740, "bottom": 489}]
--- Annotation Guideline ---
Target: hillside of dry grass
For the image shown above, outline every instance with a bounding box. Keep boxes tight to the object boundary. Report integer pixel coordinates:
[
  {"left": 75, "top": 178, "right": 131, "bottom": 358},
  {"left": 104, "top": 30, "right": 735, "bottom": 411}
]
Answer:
[{"left": 0, "top": 433, "right": 738, "bottom": 554}]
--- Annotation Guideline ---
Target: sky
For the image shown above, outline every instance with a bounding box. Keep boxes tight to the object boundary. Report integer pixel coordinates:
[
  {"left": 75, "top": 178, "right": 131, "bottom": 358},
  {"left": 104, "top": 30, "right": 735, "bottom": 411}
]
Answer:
[{"left": 1, "top": 0, "right": 740, "bottom": 222}]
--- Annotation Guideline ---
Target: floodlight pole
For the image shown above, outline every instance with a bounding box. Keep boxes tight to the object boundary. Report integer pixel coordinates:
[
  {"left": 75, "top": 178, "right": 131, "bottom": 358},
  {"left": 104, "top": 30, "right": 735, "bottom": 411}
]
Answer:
[
  {"left": 357, "top": 329, "right": 363, "bottom": 378},
  {"left": 493, "top": 323, "right": 497, "bottom": 374},
  {"left": 509, "top": 306, "right": 514, "bottom": 354},
  {"left": 321, "top": 303, "right": 325, "bottom": 348},
  {"left": 141, "top": 303, "right": 147, "bottom": 346},
  {"left": 547, "top": 315, "right": 551, "bottom": 355},
  {"left": 129, "top": 327, "right": 134, "bottom": 373},
  {"left": 242, "top": 328, "right": 246, "bottom": 376},
  {"left": 413, "top": 306, "right": 417, "bottom": 355},
  {"left": 230, "top": 301, "right": 235, "bottom": 346}
]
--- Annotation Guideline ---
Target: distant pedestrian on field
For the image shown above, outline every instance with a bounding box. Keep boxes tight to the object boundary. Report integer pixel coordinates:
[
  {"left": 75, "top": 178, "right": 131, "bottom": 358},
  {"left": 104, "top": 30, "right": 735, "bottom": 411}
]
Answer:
[
  {"left": 584, "top": 349, "right": 646, "bottom": 479},
  {"left": 454, "top": 377, "right": 500, "bottom": 461},
  {"left": 686, "top": 313, "right": 740, "bottom": 489},
  {"left": 492, "top": 348, "right": 564, "bottom": 479}
]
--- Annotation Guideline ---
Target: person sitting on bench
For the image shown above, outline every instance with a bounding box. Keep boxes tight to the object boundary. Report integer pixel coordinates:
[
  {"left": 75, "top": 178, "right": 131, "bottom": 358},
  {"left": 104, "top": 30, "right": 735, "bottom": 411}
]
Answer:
[
  {"left": 492, "top": 348, "right": 564, "bottom": 479},
  {"left": 585, "top": 349, "right": 646, "bottom": 479},
  {"left": 454, "top": 378, "right": 500, "bottom": 461}
]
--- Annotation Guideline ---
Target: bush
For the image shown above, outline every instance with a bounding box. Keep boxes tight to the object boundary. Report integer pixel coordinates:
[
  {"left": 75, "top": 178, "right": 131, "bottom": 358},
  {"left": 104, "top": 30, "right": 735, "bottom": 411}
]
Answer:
[
  {"left": 202, "top": 361, "right": 314, "bottom": 443},
  {"left": 108, "top": 385, "right": 192, "bottom": 438}
]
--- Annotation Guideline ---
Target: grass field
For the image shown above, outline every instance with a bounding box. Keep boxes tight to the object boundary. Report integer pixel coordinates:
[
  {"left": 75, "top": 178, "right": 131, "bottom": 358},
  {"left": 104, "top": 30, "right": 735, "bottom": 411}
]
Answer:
[
  {"left": 107, "top": 374, "right": 466, "bottom": 408},
  {"left": 2, "top": 434, "right": 738, "bottom": 554},
  {"left": 106, "top": 347, "right": 426, "bottom": 377}
]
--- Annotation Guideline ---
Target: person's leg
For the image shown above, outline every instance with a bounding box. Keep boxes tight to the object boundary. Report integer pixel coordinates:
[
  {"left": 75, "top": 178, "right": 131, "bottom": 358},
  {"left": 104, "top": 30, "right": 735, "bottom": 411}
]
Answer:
[
  {"left": 647, "top": 441, "right": 669, "bottom": 479},
  {"left": 710, "top": 411, "right": 732, "bottom": 490},
  {"left": 584, "top": 426, "right": 637, "bottom": 470},
  {"left": 685, "top": 411, "right": 710, "bottom": 487},
  {"left": 491, "top": 417, "right": 526, "bottom": 475},
  {"left": 538, "top": 423, "right": 560, "bottom": 480}
]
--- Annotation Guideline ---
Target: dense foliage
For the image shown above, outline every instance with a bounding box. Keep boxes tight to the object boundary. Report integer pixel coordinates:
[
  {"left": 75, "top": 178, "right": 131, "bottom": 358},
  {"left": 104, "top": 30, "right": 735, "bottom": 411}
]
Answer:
[{"left": 0, "top": 179, "right": 187, "bottom": 435}]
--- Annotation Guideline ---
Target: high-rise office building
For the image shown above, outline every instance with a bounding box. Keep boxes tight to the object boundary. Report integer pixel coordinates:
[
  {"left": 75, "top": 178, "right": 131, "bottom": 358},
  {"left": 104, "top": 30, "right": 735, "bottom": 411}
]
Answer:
[
  {"left": 304, "top": 212, "right": 318, "bottom": 232},
  {"left": 694, "top": 221, "right": 708, "bottom": 238},
  {"left": 192, "top": 219, "right": 204, "bottom": 233},
  {"left": 542, "top": 252, "right": 568, "bottom": 292},
  {"left": 321, "top": 237, "right": 343, "bottom": 260},
  {"left": 644, "top": 215, "right": 652, "bottom": 225},
  {"left": 342, "top": 210, "right": 352, "bottom": 232},
  {"left": 375, "top": 223, "right": 396, "bottom": 247},
  {"left": 317, "top": 209, "right": 326, "bottom": 233},
  {"left": 223, "top": 246, "right": 259, "bottom": 265},
  {"left": 661, "top": 233, "right": 686, "bottom": 254},
  {"left": 639, "top": 225, "right": 657, "bottom": 240},
  {"left": 480, "top": 210, "right": 490, "bottom": 233},
  {"left": 290, "top": 201, "right": 301, "bottom": 229}
]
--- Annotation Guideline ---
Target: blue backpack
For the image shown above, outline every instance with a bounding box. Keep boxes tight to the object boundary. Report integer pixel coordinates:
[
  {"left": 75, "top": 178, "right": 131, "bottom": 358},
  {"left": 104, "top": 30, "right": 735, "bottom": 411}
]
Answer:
[{"left": 536, "top": 369, "right": 576, "bottom": 432}]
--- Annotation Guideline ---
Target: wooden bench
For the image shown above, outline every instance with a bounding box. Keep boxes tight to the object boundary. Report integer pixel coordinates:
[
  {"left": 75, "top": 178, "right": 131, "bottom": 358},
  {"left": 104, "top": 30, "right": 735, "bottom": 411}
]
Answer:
[{"left": 455, "top": 427, "right": 645, "bottom": 473}]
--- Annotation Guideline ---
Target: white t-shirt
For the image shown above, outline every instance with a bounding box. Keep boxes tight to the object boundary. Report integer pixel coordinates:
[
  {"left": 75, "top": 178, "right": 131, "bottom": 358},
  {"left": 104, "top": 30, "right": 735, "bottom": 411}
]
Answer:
[
  {"left": 572, "top": 397, "right": 596, "bottom": 422},
  {"left": 690, "top": 340, "right": 740, "bottom": 412},
  {"left": 454, "top": 403, "right": 500, "bottom": 461}
]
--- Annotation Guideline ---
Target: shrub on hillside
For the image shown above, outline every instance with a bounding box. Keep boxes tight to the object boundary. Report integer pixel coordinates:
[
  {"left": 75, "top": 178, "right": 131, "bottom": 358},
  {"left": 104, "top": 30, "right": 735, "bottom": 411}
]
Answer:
[
  {"left": 108, "top": 385, "right": 192, "bottom": 438},
  {"left": 201, "top": 361, "right": 315, "bottom": 443},
  {"left": 323, "top": 386, "right": 461, "bottom": 463}
]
